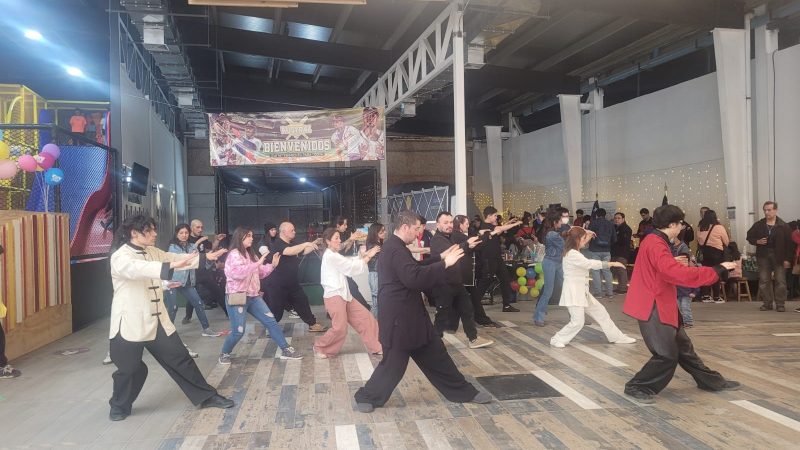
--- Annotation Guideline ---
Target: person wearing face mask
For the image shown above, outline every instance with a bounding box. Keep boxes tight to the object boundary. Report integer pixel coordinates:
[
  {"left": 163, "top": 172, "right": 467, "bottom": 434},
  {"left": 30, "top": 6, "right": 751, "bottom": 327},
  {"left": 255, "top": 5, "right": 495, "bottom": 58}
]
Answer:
[
  {"left": 532, "top": 208, "right": 571, "bottom": 326},
  {"left": 623, "top": 205, "right": 739, "bottom": 404}
]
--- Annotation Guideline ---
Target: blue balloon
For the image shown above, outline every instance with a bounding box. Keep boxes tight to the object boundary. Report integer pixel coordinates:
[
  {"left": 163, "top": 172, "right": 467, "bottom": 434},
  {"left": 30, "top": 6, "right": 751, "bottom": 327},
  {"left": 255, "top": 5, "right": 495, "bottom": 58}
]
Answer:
[
  {"left": 44, "top": 168, "right": 64, "bottom": 186},
  {"left": 526, "top": 267, "right": 536, "bottom": 278}
]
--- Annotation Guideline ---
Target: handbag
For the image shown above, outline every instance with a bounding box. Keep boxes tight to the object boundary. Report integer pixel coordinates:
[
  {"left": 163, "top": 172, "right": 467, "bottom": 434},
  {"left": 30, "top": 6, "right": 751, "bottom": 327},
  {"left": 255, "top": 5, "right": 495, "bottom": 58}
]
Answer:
[
  {"left": 228, "top": 271, "right": 257, "bottom": 306},
  {"left": 695, "top": 224, "right": 715, "bottom": 264}
]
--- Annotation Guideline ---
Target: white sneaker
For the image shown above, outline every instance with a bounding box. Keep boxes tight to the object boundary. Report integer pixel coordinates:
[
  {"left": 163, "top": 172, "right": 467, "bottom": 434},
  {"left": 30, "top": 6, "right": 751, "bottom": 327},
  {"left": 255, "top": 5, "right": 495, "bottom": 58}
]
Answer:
[
  {"left": 287, "top": 310, "right": 300, "bottom": 319},
  {"left": 468, "top": 337, "right": 494, "bottom": 349},
  {"left": 713, "top": 298, "right": 726, "bottom": 304},
  {"left": 184, "top": 344, "right": 199, "bottom": 358},
  {"left": 614, "top": 335, "right": 637, "bottom": 344},
  {"left": 550, "top": 339, "right": 566, "bottom": 348},
  {"left": 102, "top": 353, "right": 113, "bottom": 365},
  {"left": 202, "top": 328, "right": 221, "bottom": 337}
]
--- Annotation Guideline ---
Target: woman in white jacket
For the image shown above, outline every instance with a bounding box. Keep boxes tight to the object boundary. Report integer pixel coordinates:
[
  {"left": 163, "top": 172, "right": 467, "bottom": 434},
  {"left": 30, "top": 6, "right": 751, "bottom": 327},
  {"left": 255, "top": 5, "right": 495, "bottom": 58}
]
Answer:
[
  {"left": 550, "top": 227, "right": 637, "bottom": 348},
  {"left": 314, "top": 227, "right": 381, "bottom": 358}
]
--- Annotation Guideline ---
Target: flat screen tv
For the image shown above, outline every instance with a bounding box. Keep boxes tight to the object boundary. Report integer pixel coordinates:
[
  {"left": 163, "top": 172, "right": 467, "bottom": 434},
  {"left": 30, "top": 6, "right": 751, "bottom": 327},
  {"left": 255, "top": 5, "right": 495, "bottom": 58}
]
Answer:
[{"left": 129, "top": 162, "right": 150, "bottom": 196}]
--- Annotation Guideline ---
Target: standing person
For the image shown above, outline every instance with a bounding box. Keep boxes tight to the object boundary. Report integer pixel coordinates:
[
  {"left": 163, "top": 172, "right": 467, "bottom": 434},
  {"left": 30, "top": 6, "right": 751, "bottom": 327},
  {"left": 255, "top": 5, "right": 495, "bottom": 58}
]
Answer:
[
  {"left": 314, "top": 228, "right": 382, "bottom": 358},
  {"left": 549, "top": 227, "right": 637, "bottom": 348},
  {"left": 635, "top": 208, "right": 654, "bottom": 240},
  {"left": 696, "top": 210, "right": 730, "bottom": 303},
  {"left": 532, "top": 209, "right": 570, "bottom": 327},
  {"left": 586, "top": 208, "right": 616, "bottom": 298},
  {"left": 0, "top": 244, "right": 21, "bottom": 379},
  {"left": 430, "top": 212, "right": 493, "bottom": 349},
  {"left": 474, "top": 206, "right": 521, "bottom": 313},
  {"left": 698, "top": 206, "right": 709, "bottom": 226},
  {"left": 573, "top": 209, "right": 585, "bottom": 227},
  {"left": 672, "top": 231, "right": 698, "bottom": 328},
  {"left": 184, "top": 219, "right": 227, "bottom": 321},
  {"left": 257, "top": 222, "right": 278, "bottom": 254},
  {"left": 458, "top": 215, "right": 500, "bottom": 328},
  {"left": 334, "top": 216, "right": 371, "bottom": 311},
  {"left": 353, "top": 211, "right": 491, "bottom": 412},
  {"left": 611, "top": 212, "right": 632, "bottom": 294},
  {"left": 163, "top": 224, "right": 222, "bottom": 337},
  {"left": 622, "top": 205, "right": 739, "bottom": 404},
  {"left": 746, "top": 201, "right": 793, "bottom": 312},
  {"left": 365, "top": 223, "right": 385, "bottom": 317},
  {"left": 107, "top": 215, "right": 232, "bottom": 421},
  {"left": 220, "top": 227, "right": 300, "bottom": 364},
  {"left": 263, "top": 222, "right": 327, "bottom": 331}
]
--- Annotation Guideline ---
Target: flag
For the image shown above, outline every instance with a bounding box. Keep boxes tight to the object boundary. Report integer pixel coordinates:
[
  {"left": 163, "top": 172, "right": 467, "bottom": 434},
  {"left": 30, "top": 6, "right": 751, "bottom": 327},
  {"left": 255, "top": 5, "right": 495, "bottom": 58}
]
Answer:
[
  {"left": 591, "top": 195, "right": 600, "bottom": 219},
  {"left": 662, "top": 183, "right": 668, "bottom": 206}
]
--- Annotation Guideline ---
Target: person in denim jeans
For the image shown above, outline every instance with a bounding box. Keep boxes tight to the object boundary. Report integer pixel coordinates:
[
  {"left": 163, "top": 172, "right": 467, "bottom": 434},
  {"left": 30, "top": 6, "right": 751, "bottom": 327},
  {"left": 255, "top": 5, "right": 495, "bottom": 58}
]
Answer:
[
  {"left": 219, "top": 227, "right": 300, "bottom": 364},
  {"left": 587, "top": 209, "right": 616, "bottom": 298},
  {"left": 365, "top": 223, "right": 385, "bottom": 317},
  {"left": 533, "top": 208, "right": 570, "bottom": 326},
  {"left": 672, "top": 234, "right": 697, "bottom": 327},
  {"left": 163, "top": 224, "right": 222, "bottom": 337}
]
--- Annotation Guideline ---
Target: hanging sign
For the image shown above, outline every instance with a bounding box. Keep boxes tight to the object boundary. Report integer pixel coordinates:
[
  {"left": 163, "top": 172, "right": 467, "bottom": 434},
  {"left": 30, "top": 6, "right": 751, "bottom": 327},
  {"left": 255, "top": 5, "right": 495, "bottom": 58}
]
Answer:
[{"left": 208, "top": 107, "right": 386, "bottom": 166}]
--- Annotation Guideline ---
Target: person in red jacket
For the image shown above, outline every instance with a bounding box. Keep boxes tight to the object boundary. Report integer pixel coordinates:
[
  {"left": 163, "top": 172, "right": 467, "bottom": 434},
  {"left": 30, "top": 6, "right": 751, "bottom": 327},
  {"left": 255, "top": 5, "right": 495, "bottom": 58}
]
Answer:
[{"left": 622, "top": 205, "right": 739, "bottom": 404}]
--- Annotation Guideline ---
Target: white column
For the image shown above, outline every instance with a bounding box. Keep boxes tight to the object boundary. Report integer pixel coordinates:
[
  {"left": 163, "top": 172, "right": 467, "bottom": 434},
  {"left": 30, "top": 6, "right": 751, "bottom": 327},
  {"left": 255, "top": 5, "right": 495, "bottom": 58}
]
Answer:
[
  {"left": 559, "top": 94, "right": 582, "bottom": 212},
  {"left": 713, "top": 28, "right": 753, "bottom": 248},
  {"left": 485, "top": 125, "right": 504, "bottom": 213},
  {"left": 588, "top": 86, "right": 604, "bottom": 198},
  {"left": 753, "top": 9, "right": 779, "bottom": 208},
  {"left": 452, "top": 7, "right": 467, "bottom": 215}
]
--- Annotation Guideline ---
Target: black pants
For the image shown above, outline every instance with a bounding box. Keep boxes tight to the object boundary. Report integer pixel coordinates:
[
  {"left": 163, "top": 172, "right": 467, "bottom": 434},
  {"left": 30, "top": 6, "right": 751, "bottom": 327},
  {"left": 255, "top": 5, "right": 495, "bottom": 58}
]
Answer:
[
  {"left": 0, "top": 322, "right": 7, "bottom": 367},
  {"left": 347, "top": 277, "right": 371, "bottom": 311},
  {"left": 434, "top": 285, "right": 477, "bottom": 341},
  {"left": 475, "top": 258, "right": 513, "bottom": 307},
  {"left": 186, "top": 271, "right": 227, "bottom": 319},
  {"left": 354, "top": 337, "right": 478, "bottom": 407},
  {"left": 109, "top": 323, "right": 217, "bottom": 414},
  {"left": 264, "top": 283, "right": 317, "bottom": 325},
  {"left": 467, "top": 286, "right": 494, "bottom": 325},
  {"left": 700, "top": 247, "right": 724, "bottom": 298},
  {"left": 625, "top": 306, "right": 728, "bottom": 395}
]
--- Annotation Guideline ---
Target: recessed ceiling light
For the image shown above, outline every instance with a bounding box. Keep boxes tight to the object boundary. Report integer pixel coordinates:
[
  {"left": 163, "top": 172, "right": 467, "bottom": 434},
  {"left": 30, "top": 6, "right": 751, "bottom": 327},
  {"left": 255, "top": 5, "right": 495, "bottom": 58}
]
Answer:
[
  {"left": 24, "top": 29, "right": 43, "bottom": 41},
  {"left": 65, "top": 66, "right": 84, "bottom": 77},
  {"left": 299, "top": 177, "right": 307, "bottom": 183},
  {"left": 242, "top": 177, "right": 250, "bottom": 182}
]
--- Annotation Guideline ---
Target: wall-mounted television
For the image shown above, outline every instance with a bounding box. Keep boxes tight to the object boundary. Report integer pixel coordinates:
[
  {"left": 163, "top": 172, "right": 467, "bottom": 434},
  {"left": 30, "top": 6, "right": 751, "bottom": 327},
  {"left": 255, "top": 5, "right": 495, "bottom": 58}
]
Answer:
[{"left": 129, "top": 162, "right": 150, "bottom": 196}]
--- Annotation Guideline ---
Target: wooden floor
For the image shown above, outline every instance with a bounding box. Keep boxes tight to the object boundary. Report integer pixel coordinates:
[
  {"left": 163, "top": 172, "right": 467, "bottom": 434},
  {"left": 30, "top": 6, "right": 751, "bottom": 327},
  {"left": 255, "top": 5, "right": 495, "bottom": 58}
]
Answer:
[{"left": 2, "top": 298, "right": 800, "bottom": 449}]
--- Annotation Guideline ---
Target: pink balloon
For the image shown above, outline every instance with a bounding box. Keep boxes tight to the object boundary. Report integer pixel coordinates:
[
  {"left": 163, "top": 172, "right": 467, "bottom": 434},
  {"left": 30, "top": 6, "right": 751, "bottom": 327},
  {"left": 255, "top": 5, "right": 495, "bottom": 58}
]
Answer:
[
  {"left": 18, "top": 154, "right": 38, "bottom": 172},
  {"left": 0, "top": 160, "right": 18, "bottom": 179},
  {"left": 41, "top": 143, "right": 60, "bottom": 159},
  {"left": 36, "top": 153, "right": 55, "bottom": 170}
]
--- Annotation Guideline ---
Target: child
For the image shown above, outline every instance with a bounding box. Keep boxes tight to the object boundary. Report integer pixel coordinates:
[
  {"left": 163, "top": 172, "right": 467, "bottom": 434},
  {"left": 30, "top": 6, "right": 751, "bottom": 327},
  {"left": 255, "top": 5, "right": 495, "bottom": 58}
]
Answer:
[
  {"left": 672, "top": 230, "right": 697, "bottom": 327},
  {"left": 549, "top": 227, "right": 637, "bottom": 348}
]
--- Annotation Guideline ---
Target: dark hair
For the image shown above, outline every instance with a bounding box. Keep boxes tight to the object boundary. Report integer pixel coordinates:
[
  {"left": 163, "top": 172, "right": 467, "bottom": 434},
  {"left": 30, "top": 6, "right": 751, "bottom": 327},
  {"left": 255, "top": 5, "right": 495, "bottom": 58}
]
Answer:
[
  {"left": 483, "top": 206, "right": 498, "bottom": 218},
  {"left": 763, "top": 201, "right": 778, "bottom": 210},
  {"left": 436, "top": 211, "right": 452, "bottom": 221},
  {"left": 727, "top": 241, "right": 742, "bottom": 260},
  {"left": 699, "top": 209, "right": 719, "bottom": 231},
  {"left": 539, "top": 208, "right": 563, "bottom": 242},
  {"left": 417, "top": 214, "right": 427, "bottom": 224},
  {"left": 335, "top": 216, "right": 348, "bottom": 227},
  {"left": 394, "top": 210, "right": 421, "bottom": 229},
  {"left": 454, "top": 215, "right": 469, "bottom": 233},
  {"left": 366, "top": 222, "right": 384, "bottom": 247},
  {"left": 557, "top": 207, "right": 569, "bottom": 215},
  {"left": 576, "top": 209, "right": 584, "bottom": 215},
  {"left": 114, "top": 215, "right": 157, "bottom": 249},
  {"left": 640, "top": 208, "right": 650, "bottom": 215},
  {"left": 652, "top": 205, "right": 685, "bottom": 229},
  {"left": 582, "top": 215, "right": 591, "bottom": 223},
  {"left": 614, "top": 212, "right": 625, "bottom": 219},
  {"left": 563, "top": 226, "right": 587, "bottom": 256},
  {"left": 264, "top": 221, "right": 276, "bottom": 232},
  {"left": 521, "top": 211, "right": 532, "bottom": 224},
  {"left": 169, "top": 223, "right": 192, "bottom": 249},
  {"left": 320, "top": 227, "right": 339, "bottom": 251},
  {"left": 228, "top": 226, "right": 257, "bottom": 262},
  {"left": 596, "top": 208, "right": 607, "bottom": 218}
]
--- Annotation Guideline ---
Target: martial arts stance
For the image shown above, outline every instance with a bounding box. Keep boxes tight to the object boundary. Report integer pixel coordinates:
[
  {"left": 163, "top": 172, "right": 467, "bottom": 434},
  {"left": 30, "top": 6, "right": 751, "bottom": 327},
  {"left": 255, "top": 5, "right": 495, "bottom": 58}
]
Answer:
[
  {"left": 108, "top": 215, "right": 233, "bottom": 421},
  {"left": 623, "top": 205, "right": 739, "bottom": 404},
  {"left": 354, "top": 211, "right": 491, "bottom": 412},
  {"left": 550, "top": 227, "right": 637, "bottom": 348}
]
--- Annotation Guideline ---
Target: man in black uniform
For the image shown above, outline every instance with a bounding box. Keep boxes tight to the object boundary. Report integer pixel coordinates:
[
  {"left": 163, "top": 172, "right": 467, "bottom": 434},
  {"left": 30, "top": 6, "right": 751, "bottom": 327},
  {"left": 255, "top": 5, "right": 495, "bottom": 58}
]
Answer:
[
  {"left": 474, "top": 206, "right": 521, "bottom": 312},
  {"left": 354, "top": 211, "right": 492, "bottom": 412}
]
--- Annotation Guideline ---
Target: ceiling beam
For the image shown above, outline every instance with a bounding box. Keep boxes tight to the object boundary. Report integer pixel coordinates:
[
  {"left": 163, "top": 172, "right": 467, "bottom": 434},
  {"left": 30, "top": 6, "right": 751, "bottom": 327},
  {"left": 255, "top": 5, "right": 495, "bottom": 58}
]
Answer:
[
  {"left": 572, "top": 0, "right": 744, "bottom": 29},
  {"left": 466, "top": 65, "right": 580, "bottom": 96},
  {"left": 531, "top": 17, "right": 638, "bottom": 71},
  {"left": 488, "top": 8, "right": 574, "bottom": 65},
  {"left": 311, "top": 5, "right": 353, "bottom": 87},
  {"left": 267, "top": 8, "right": 283, "bottom": 81},
  {"left": 220, "top": 74, "right": 357, "bottom": 109}
]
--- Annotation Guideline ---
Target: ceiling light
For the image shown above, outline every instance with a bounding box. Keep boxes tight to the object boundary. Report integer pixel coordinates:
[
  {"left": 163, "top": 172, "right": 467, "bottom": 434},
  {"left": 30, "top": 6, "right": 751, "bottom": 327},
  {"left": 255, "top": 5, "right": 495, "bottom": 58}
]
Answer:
[
  {"left": 298, "top": 177, "right": 306, "bottom": 183},
  {"left": 242, "top": 177, "right": 250, "bottom": 182},
  {"left": 24, "top": 29, "right": 43, "bottom": 41},
  {"left": 65, "top": 66, "right": 84, "bottom": 77},
  {"left": 158, "top": 183, "right": 164, "bottom": 189}
]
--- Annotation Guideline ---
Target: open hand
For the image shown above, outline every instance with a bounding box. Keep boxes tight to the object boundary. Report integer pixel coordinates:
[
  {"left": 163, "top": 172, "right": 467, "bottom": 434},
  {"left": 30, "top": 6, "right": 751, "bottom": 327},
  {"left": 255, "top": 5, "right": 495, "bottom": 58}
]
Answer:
[
  {"left": 443, "top": 247, "right": 465, "bottom": 268},
  {"left": 467, "top": 236, "right": 481, "bottom": 248},
  {"left": 366, "top": 246, "right": 381, "bottom": 259},
  {"left": 757, "top": 237, "right": 768, "bottom": 245},
  {"left": 206, "top": 248, "right": 227, "bottom": 261},
  {"left": 271, "top": 253, "right": 281, "bottom": 267},
  {"left": 170, "top": 252, "right": 197, "bottom": 269}
]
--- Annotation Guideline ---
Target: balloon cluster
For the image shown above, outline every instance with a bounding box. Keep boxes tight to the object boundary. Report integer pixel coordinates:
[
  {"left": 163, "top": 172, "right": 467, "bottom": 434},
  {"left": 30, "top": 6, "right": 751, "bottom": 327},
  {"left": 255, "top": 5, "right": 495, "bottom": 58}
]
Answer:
[
  {"left": 511, "top": 263, "right": 544, "bottom": 298},
  {"left": 0, "top": 142, "right": 64, "bottom": 185}
]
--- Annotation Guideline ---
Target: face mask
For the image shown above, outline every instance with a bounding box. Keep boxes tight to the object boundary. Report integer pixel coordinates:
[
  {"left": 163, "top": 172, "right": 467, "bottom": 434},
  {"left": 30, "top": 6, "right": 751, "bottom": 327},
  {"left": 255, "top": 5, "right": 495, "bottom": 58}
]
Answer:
[{"left": 561, "top": 217, "right": 570, "bottom": 225}]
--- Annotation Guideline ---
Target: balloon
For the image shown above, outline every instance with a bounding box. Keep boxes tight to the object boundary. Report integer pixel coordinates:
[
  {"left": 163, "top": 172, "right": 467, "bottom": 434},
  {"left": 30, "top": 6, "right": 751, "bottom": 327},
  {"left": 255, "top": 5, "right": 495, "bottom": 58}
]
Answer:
[
  {"left": 35, "top": 153, "right": 55, "bottom": 170},
  {"left": 0, "top": 141, "right": 8, "bottom": 160},
  {"left": 41, "top": 143, "right": 60, "bottom": 159},
  {"left": 517, "top": 276, "right": 527, "bottom": 286},
  {"left": 515, "top": 267, "right": 526, "bottom": 277},
  {"left": 526, "top": 278, "right": 535, "bottom": 287},
  {"left": 0, "top": 160, "right": 18, "bottom": 179},
  {"left": 510, "top": 281, "right": 520, "bottom": 292},
  {"left": 530, "top": 288, "right": 540, "bottom": 298},
  {"left": 519, "top": 286, "right": 528, "bottom": 295},
  {"left": 526, "top": 267, "right": 536, "bottom": 278},
  {"left": 534, "top": 263, "right": 543, "bottom": 274},
  {"left": 44, "top": 167, "right": 64, "bottom": 186},
  {"left": 18, "top": 154, "right": 38, "bottom": 172},
  {"left": 535, "top": 278, "right": 545, "bottom": 290}
]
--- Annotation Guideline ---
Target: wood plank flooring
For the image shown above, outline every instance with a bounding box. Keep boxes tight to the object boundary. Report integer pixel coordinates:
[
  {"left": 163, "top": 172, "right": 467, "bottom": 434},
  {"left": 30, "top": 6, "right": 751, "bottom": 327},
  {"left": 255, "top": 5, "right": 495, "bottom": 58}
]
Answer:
[{"left": 1, "top": 298, "right": 799, "bottom": 449}]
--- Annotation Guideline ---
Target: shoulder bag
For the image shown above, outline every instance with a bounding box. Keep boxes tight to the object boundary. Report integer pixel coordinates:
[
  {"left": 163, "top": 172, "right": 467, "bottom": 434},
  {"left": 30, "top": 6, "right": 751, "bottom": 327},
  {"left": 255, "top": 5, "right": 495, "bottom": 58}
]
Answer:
[
  {"left": 695, "top": 224, "right": 715, "bottom": 264},
  {"left": 228, "top": 270, "right": 257, "bottom": 306}
]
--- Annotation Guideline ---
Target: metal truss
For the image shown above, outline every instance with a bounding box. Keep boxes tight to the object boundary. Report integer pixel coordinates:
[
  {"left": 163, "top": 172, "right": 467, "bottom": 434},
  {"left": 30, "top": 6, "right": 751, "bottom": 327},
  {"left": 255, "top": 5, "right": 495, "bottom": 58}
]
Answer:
[
  {"left": 355, "top": 3, "right": 458, "bottom": 112},
  {"left": 387, "top": 186, "right": 450, "bottom": 226}
]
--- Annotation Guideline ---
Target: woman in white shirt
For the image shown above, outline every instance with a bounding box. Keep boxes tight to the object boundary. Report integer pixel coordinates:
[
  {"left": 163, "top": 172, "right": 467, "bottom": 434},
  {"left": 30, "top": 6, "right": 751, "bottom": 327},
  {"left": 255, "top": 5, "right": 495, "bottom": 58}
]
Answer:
[
  {"left": 315, "top": 227, "right": 381, "bottom": 358},
  {"left": 550, "top": 227, "right": 637, "bottom": 348}
]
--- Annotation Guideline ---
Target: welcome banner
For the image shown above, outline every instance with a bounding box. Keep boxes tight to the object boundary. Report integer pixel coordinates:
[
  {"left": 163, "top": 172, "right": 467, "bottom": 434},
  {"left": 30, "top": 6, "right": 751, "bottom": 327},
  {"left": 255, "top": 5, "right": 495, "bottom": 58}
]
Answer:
[{"left": 208, "top": 107, "right": 386, "bottom": 166}]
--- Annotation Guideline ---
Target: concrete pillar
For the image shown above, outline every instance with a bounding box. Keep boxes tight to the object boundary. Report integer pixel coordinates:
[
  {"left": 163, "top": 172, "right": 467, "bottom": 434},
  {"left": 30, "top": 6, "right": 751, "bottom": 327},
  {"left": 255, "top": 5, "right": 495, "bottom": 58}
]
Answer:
[
  {"left": 753, "top": 7, "right": 779, "bottom": 208},
  {"left": 452, "top": 7, "right": 467, "bottom": 215},
  {"left": 559, "top": 94, "right": 582, "bottom": 212},
  {"left": 484, "top": 125, "right": 503, "bottom": 213}
]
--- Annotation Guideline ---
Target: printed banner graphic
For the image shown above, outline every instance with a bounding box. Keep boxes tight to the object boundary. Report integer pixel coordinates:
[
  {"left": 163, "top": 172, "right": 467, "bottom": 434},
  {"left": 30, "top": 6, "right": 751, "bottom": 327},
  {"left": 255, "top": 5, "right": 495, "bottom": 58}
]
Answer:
[{"left": 208, "top": 107, "right": 386, "bottom": 165}]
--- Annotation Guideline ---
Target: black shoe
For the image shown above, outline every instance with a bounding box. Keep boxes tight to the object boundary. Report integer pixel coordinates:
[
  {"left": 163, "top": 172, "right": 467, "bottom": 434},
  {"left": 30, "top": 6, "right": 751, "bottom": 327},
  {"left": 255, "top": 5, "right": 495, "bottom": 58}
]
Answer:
[
  {"left": 479, "top": 321, "right": 501, "bottom": 328},
  {"left": 109, "top": 409, "right": 129, "bottom": 421},
  {"left": 700, "top": 380, "right": 741, "bottom": 392},
  {"left": 759, "top": 305, "right": 773, "bottom": 311},
  {"left": 200, "top": 394, "right": 234, "bottom": 409},
  {"left": 776, "top": 306, "right": 786, "bottom": 312},
  {"left": 624, "top": 389, "right": 655, "bottom": 404},
  {"left": 356, "top": 402, "right": 374, "bottom": 413},
  {"left": 502, "top": 305, "right": 520, "bottom": 312}
]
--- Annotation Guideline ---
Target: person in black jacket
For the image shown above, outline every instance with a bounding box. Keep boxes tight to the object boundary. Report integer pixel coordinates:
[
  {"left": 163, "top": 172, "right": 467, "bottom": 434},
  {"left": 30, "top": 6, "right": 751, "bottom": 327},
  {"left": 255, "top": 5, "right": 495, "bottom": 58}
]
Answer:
[
  {"left": 746, "top": 201, "right": 794, "bottom": 312},
  {"left": 353, "top": 211, "right": 492, "bottom": 412},
  {"left": 456, "top": 215, "right": 500, "bottom": 328},
  {"left": 474, "top": 206, "right": 522, "bottom": 312},
  {"left": 587, "top": 209, "right": 617, "bottom": 298},
  {"left": 611, "top": 212, "right": 632, "bottom": 294},
  {"left": 430, "top": 212, "right": 493, "bottom": 349}
]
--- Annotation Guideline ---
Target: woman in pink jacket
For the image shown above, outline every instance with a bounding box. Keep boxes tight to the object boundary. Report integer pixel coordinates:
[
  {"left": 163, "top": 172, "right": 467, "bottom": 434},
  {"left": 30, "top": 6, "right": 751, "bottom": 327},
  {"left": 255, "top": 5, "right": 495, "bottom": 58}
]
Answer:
[
  {"left": 219, "top": 227, "right": 300, "bottom": 364},
  {"left": 696, "top": 209, "right": 730, "bottom": 303}
]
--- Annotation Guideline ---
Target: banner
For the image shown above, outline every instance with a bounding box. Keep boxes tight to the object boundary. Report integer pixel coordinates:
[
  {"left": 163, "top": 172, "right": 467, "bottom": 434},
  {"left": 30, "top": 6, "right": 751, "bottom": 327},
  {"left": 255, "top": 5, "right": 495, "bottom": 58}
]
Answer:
[{"left": 208, "top": 107, "right": 386, "bottom": 166}]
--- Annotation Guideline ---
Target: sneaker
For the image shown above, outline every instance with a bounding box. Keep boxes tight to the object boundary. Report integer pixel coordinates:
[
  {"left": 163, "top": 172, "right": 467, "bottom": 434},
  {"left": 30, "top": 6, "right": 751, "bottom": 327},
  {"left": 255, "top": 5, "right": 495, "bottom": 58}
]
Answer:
[
  {"left": 468, "top": 337, "right": 494, "bottom": 349},
  {"left": 102, "top": 353, "right": 113, "bottom": 365},
  {"left": 308, "top": 323, "right": 328, "bottom": 332},
  {"left": 624, "top": 389, "right": 655, "bottom": 404},
  {"left": 181, "top": 317, "right": 192, "bottom": 325},
  {"left": 314, "top": 348, "right": 328, "bottom": 359},
  {"left": 549, "top": 339, "right": 566, "bottom": 348},
  {"left": 700, "top": 380, "right": 741, "bottom": 392},
  {"left": 759, "top": 305, "right": 773, "bottom": 311},
  {"left": 613, "top": 335, "right": 637, "bottom": 344},
  {"left": 471, "top": 392, "right": 492, "bottom": 404},
  {"left": 794, "top": 307, "right": 800, "bottom": 313},
  {"left": 0, "top": 365, "right": 21, "bottom": 379},
  {"left": 202, "top": 328, "right": 221, "bottom": 337},
  {"left": 184, "top": 344, "right": 199, "bottom": 358},
  {"left": 701, "top": 296, "right": 714, "bottom": 303},
  {"left": 287, "top": 310, "right": 300, "bottom": 319},
  {"left": 280, "top": 346, "right": 302, "bottom": 360},
  {"left": 713, "top": 298, "right": 725, "bottom": 304},
  {"left": 479, "top": 321, "right": 501, "bottom": 328},
  {"left": 776, "top": 306, "right": 786, "bottom": 312},
  {"left": 218, "top": 353, "right": 232, "bottom": 365},
  {"left": 356, "top": 402, "right": 374, "bottom": 413},
  {"left": 502, "top": 305, "right": 520, "bottom": 312},
  {"left": 534, "top": 320, "right": 545, "bottom": 327}
]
